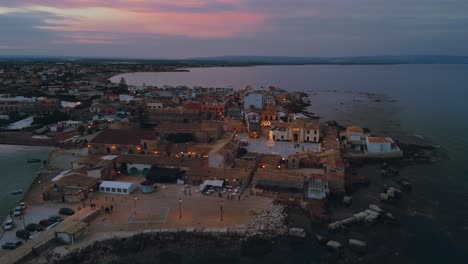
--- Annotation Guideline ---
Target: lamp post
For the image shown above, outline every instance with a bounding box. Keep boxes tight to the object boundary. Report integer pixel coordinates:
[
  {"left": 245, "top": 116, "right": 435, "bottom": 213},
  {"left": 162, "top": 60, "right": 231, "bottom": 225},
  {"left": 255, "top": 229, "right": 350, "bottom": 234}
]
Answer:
[
  {"left": 220, "top": 200, "right": 223, "bottom": 222},
  {"left": 134, "top": 196, "right": 138, "bottom": 210},
  {"left": 89, "top": 188, "right": 93, "bottom": 207},
  {"left": 38, "top": 180, "right": 44, "bottom": 200},
  {"left": 179, "top": 198, "right": 182, "bottom": 219}
]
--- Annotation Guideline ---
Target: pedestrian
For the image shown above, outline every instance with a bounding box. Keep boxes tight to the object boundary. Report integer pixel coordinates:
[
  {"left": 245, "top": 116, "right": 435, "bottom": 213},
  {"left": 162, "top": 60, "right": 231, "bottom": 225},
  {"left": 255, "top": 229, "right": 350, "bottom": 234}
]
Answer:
[
  {"left": 110, "top": 205, "right": 113, "bottom": 213},
  {"left": 238, "top": 194, "right": 241, "bottom": 201},
  {"left": 189, "top": 188, "right": 191, "bottom": 196},
  {"left": 105, "top": 196, "right": 108, "bottom": 201},
  {"left": 111, "top": 197, "right": 114, "bottom": 202},
  {"left": 105, "top": 207, "right": 109, "bottom": 214},
  {"left": 101, "top": 206, "right": 104, "bottom": 212}
]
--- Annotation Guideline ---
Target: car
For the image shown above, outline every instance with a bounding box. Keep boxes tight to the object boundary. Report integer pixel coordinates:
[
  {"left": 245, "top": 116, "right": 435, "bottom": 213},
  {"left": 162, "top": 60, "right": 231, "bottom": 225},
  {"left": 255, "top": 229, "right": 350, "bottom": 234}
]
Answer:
[
  {"left": 2, "top": 241, "right": 23, "bottom": 250},
  {"left": 19, "top": 202, "right": 27, "bottom": 209},
  {"left": 25, "top": 223, "right": 44, "bottom": 232},
  {"left": 59, "top": 207, "right": 75, "bottom": 215},
  {"left": 48, "top": 215, "right": 63, "bottom": 222},
  {"left": 12, "top": 206, "right": 22, "bottom": 217},
  {"left": 39, "top": 219, "right": 54, "bottom": 227},
  {"left": 2, "top": 219, "right": 14, "bottom": 230},
  {"left": 16, "top": 229, "right": 30, "bottom": 239}
]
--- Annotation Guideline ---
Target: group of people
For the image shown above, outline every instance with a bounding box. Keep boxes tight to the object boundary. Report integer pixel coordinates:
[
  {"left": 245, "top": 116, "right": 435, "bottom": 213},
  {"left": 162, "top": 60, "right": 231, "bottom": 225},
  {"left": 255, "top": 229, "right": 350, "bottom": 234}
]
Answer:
[{"left": 101, "top": 205, "right": 114, "bottom": 214}]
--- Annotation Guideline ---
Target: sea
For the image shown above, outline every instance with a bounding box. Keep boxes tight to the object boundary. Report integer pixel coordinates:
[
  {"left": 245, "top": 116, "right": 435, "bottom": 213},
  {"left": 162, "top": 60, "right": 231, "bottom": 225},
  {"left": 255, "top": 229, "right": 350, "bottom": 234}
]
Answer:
[
  {"left": 110, "top": 65, "right": 468, "bottom": 263},
  {"left": 0, "top": 145, "right": 52, "bottom": 221}
]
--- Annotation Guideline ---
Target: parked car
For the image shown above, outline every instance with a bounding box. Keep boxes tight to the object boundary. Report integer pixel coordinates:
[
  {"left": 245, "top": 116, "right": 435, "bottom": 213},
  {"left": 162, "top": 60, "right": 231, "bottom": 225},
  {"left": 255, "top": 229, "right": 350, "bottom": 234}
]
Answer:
[
  {"left": 59, "top": 208, "right": 75, "bottom": 215},
  {"left": 19, "top": 202, "right": 27, "bottom": 209},
  {"left": 16, "top": 229, "right": 30, "bottom": 239},
  {"left": 12, "top": 206, "right": 22, "bottom": 217},
  {"left": 2, "top": 219, "right": 14, "bottom": 230},
  {"left": 48, "top": 215, "right": 63, "bottom": 222},
  {"left": 39, "top": 219, "right": 54, "bottom": 227},
  {"left": 2, "top": 241, "right": 23, "bottom": 250},
  {"left": 25, "top": 223, "right": 44, "bottom": 232}
]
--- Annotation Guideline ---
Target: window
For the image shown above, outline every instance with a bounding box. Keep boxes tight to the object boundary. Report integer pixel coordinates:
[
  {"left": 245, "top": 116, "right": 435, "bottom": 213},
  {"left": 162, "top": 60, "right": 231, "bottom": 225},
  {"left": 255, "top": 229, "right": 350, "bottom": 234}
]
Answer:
[
  {"left": 292, "top": 159, "right": 295, "bottom": 163},
  {"left": 112, "top": 188, "right": 116, "bottom": 192},
  {"left": 106, "top": 187, "right": 110, "bottom": 192},
  {"left": 100, "top": 187, "right": 104, "bottom": 191},
  {"left": 117, "top": 188, "right": 122, "bottom": 193},
  {"left": 314, "top": 130, "right": 317, "bottom": 134},
  {"left": 123, "top": 189, "right": 127, "bottom": 193},
  {"left": 307, "top": 130, "right": 310, "bottom": 134}
]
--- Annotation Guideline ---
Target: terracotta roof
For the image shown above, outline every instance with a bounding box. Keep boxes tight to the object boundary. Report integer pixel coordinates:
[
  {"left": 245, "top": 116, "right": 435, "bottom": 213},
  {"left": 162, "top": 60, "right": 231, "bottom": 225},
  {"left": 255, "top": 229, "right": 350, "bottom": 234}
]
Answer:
[
  {"left": 90, "top": 129, "right": 156, "bottom": 145},
  {"left": 347, "top": 126, "right": 364, "bottom": 133},
  {"left": 367, "top": 137, "right": 393, "bottom": 143}
]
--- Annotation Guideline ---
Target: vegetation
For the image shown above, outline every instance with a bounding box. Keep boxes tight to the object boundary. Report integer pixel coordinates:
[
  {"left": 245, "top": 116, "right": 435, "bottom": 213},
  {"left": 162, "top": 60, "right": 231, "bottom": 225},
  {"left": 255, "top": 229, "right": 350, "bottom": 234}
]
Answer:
[
  {"left": 165, "top": 133, "right": 196, "bottom": 143},
  {"left": 32, "top": 111, "right": 70, "bottom": 125}
]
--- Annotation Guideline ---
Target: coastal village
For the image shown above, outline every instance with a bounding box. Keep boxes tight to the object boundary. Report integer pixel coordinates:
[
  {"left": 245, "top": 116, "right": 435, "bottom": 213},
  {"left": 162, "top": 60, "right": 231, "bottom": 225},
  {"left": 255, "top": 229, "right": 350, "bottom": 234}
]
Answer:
[{"left": 0, "top": 62, "right": 432, "bottom": 264}]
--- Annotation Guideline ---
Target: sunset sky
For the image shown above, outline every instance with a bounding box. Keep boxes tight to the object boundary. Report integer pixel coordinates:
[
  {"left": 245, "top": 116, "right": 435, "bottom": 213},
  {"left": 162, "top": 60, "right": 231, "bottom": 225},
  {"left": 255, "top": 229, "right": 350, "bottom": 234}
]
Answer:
[{"left": 1, "top": 0, "right": 468, "bottom": 58}]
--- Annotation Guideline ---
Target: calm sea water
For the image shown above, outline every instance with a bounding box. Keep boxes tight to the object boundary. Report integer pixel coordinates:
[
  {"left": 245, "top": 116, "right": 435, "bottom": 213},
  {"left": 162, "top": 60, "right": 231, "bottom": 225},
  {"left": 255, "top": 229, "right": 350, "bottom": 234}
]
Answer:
[
  {"left": 111, "top": 65, "right": 467, "bottom": 263},
  {"left": 0, "top": 145, "right": 52, "bottom": 220}
]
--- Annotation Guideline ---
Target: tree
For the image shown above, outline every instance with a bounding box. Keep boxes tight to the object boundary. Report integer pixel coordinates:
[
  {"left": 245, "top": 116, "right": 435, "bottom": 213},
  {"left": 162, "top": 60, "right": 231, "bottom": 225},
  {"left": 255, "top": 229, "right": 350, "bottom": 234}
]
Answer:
[{"left": 77, "top": 125, "right": 86, "bottom": 136}]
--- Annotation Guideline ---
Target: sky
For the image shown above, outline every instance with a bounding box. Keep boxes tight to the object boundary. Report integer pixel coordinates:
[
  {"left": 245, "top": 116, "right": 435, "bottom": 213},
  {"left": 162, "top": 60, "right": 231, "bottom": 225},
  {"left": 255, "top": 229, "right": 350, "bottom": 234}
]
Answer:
[{"left": 0, "top": 0, "right": 468, "bottom": 58}]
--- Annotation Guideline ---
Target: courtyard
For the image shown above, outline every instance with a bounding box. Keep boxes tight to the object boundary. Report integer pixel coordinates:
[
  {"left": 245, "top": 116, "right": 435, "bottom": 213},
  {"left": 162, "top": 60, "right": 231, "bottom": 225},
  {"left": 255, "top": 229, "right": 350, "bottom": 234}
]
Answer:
[{"left": 238, "top": 133, "right": 321, "bottom": 157}]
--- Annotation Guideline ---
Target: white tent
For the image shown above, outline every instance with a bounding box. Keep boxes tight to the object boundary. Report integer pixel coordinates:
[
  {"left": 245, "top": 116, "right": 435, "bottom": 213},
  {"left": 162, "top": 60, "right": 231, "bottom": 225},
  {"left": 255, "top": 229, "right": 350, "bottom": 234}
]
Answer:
[
  {"left": 199, "top": 179, "right": 225, "bottom": 192},
  {"left": 99, "top": 181, "right": 137, "bottom": 195}
]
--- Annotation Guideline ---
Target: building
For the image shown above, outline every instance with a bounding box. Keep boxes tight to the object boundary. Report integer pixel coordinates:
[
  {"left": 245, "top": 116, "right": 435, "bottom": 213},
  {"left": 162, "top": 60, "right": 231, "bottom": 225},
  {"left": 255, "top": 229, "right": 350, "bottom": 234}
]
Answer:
[
  {"left": 365, "top": 137, "right": 402, "bottom": 154},
  {"left": 271, "top": 119, "right": 320, "bottom": 143},
  {"left": 154, "top": 120, "right": 223, "bottom": 143},
  {"left": 340, "top": 126, "right": 368, "bottom": 151},
  {"left": 243, "top": 93, "right": 265, "bottom": 110},
  {"left": 88, "top": 128, "right": 157, "bottom": 155},
  {"left": 99, "top": 181, "right": 137, "bottom": 195},
  {"left": 147, "top": 102, "right": 163, "bottom": 110},
  {"left": 55, "top": 222, "right": 88, "bottom": 244},
  {"left": 201, "top": 101, "right": 227, "bottom": 116},
  {"left": 207, "top": 139, "right": 239, "bottom": 168}
]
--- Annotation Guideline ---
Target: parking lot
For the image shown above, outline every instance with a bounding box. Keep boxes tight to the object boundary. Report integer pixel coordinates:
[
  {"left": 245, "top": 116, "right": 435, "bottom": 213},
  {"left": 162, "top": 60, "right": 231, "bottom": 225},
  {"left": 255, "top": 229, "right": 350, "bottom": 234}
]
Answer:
[{"left": 0, "top": 203, "right": 73, "bottom": 253}]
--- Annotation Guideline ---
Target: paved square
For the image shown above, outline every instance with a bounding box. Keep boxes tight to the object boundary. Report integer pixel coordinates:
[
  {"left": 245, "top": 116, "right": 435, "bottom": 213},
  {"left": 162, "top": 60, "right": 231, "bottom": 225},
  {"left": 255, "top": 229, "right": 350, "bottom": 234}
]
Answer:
[{"left": 238, "top": 133, "right": 321, "bottom": 157}]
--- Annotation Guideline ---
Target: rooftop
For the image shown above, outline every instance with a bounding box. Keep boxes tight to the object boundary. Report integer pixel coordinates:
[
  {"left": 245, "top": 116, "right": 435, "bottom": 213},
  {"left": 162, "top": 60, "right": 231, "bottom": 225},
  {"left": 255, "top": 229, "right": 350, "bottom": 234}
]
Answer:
[{"left": 90, "top": 129, "right": 156, "bottom": 145}]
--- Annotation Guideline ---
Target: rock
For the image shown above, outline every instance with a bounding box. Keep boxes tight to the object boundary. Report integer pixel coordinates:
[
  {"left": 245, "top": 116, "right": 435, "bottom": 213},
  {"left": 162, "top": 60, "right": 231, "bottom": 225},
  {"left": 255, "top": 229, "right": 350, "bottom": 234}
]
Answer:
[
  {"left": 364, "top": 214, "right": 379, "bottom": 225},
  {"left": 343, "top": 196, "right": 353, "bottom": 206},
  {"left": 288, "top": 228, "right": 306, "bottom": 238},
  {"left": 349, "top": 239, "right": 368, "bottom": 254},
  {"left": 369, "top": 204, "right": 383, "bottom": 213},
  {"left": 316, "top": 234, "right": 328, "bottom": 245},
  {"left": 326, "top": 240, "right": 343, "bottom": 253},
  {"left": 380, "top": 193, "right": 389, "bottom": 202},
  {"left": 245, "top": 204, "right": 287, "bottom": 239},
  {"left": 353, "top": 212, "right": 368, "bottom": 222}
]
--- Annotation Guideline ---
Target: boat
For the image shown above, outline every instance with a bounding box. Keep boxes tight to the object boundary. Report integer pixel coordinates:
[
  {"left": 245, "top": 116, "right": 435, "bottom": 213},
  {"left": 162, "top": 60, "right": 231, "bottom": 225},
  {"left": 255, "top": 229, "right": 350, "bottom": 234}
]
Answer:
[
  {"left": 11, "top": 189, "right": 23, "bottom": 195},
  {"left": 27, "top": 159, "right": 41, "bottom": 163}
]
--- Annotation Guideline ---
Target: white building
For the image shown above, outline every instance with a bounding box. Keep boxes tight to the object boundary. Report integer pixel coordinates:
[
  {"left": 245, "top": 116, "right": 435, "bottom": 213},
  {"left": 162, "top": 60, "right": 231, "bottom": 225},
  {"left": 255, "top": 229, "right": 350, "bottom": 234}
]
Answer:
[
  {"left": 365, "top": 137, "right": 400, "bottom": 153},
  {"left": 99, "top": 181, "right": 137, "bottom": 195},
  {"left": 243, "top": 93, "right": 265, "bottom": 110},
  {"left": 147, "top": 102, "right": 163, "bottom": 110}
]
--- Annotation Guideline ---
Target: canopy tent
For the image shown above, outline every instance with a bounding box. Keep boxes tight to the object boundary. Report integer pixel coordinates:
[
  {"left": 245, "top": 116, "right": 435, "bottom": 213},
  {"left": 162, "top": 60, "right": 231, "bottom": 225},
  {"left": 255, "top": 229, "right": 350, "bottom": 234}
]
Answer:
[
  {"left": 99, "top": 181, "right": 136, "bottom": 195},
  {"left": 199, "top": 179, "right": 225, "bottom": 192}
]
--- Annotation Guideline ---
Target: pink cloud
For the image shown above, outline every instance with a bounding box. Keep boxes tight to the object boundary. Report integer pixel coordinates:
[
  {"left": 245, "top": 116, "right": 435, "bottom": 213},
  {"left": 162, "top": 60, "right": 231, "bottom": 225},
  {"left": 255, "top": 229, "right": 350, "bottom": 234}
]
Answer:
[{"left": 31, "top": 6, "right": 266, "bottom": 38}]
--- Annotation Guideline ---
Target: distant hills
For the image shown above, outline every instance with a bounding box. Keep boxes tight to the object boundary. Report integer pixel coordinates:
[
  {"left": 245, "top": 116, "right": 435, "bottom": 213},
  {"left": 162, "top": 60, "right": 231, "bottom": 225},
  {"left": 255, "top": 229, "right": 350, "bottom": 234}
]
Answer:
[
  {"left": 186, "top": 55, "right": 468, "bottom": 65},
  {"left": 1, "top": 55, "right": 468, "bottom": 65}
]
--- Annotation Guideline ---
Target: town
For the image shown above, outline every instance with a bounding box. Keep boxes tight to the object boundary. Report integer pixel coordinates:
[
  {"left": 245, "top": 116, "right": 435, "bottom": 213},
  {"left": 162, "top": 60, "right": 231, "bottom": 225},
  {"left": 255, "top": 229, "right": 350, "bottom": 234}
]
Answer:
[{"left": 0, "top": 61, "right": 408, "bottom": 264}]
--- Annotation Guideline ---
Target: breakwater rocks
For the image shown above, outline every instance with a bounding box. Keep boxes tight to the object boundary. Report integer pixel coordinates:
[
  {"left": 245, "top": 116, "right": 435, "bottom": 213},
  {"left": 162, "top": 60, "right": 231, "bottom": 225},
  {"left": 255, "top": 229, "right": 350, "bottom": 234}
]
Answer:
[
  {"left": 50, "top": 231, "right": 243, "bottom": 264},
  {"left": 245, "top": 204, "right": 288, "bottom": 239}
]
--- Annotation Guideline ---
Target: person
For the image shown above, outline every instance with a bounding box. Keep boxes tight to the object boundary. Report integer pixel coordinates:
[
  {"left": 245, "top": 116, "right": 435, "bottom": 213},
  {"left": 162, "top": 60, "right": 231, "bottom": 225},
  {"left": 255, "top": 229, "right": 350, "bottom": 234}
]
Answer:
[
  {"left": 101, "top": 206, "right": 104, "bottom": 212},
  {"left": 110, "top": 205, "right": 113, "bottom": 213}
]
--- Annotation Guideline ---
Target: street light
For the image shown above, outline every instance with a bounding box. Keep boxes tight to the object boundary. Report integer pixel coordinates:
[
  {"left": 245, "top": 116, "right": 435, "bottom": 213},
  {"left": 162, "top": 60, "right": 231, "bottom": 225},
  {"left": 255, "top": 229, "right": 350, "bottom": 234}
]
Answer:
[
  {"left": 134, "top": 196, "right": 138, "bottom": 210},
  {"left": 220, "top": 200, "right": 224, "bottom": 222},
  {"left": 179, "top": 198, "right": 182, "bottom": 219},
  {"left": 89, "top": 188, "right": 93, "bottom": 207},
  {"left": 38, "top": 180, "right": 44, "bottom": 200}
]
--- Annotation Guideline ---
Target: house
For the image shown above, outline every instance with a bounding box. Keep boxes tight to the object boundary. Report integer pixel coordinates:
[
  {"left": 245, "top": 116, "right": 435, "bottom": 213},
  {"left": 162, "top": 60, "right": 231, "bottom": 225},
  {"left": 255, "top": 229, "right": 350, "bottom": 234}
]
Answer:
[
  {"left": 243, "top": 93, "right": 264, "bottom": 110},
  {"left": 340, "top": 126, "right": 368, "bottom": 151},
  {"left": 365, "top": 137, "right": 402, "bottom": 154},
  {"left": 147, "top": 102, "right": 163, "bottom": 110}
]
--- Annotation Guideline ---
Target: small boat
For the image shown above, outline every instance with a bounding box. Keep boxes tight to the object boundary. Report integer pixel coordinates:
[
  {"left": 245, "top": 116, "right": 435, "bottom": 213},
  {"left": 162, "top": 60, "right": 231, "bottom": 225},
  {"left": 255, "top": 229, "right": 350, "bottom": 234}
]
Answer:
[
  {"left": 27, "top": 159, "right": 41, "bottom": 163},
  {"left": 11, "top": 189, "right": 23, "bottom": 195}
]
